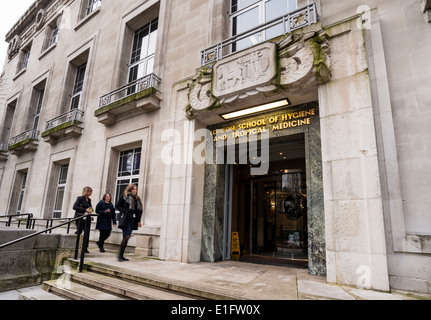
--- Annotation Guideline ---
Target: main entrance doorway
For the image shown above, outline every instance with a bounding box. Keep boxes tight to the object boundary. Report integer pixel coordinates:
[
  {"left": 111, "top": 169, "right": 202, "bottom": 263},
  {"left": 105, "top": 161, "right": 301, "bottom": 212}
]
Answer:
[{"left": 226, "top": 134, "right": 308, "bottom": 268}]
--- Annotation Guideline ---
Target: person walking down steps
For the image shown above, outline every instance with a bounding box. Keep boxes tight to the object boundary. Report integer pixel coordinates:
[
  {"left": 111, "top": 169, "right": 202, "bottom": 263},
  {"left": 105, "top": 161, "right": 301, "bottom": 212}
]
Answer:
[
  {"left": 95, "top": 193, "right": 117, "bottom": 252},
  {"left": 73, "top": 186, "right": 93, "bottom": 253},
  {"left": 115, "top": 184, "right": 143, "bottom": 261}
]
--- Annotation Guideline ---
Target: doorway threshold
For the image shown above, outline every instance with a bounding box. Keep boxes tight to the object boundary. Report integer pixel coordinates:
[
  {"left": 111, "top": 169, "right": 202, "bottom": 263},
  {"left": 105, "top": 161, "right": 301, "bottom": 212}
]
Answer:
[{"left": 240, "top": 254, "right": 308, "bottom": 269}]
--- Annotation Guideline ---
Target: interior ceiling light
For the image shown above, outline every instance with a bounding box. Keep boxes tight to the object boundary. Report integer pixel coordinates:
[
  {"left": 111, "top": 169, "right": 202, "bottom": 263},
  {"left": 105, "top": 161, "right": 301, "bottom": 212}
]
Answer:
[{"left": 220, "top": 99, "right": 290, "bottom": 120}]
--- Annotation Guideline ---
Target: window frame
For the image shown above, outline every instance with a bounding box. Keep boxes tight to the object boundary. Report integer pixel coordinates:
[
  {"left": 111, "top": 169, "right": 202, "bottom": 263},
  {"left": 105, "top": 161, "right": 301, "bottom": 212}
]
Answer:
[
  {"left": 127, "top": 18, "right": 159, "bottom": 85},
  {"left": 86, "top": 0, "right": 101, "bottom": 16},
  {"left": 18, "top": 45, "right": 31, "bottom": 72},
  {"left": 16, "top": 172, "right": 28, "bottom": 215},
  {"left": 48, "top": 24, "right": 59, "bottom": 48},
  {"left": 229, "top": 0, "right": 297, "bottom": 50},
  {"left": 32, "top": 88, "right": 45, "bottom": 131},
  {"left": 114, "top": 147, "right": 142, "bottom": 205},
  {"left": 53, "top": 163, "right": 69, "bottom": 219},
  {"left": 40, "top": 14, "right": 62, "bottom": 56},
  {"left": 70, "top": 63, "right": 87, "bottom": 110}
]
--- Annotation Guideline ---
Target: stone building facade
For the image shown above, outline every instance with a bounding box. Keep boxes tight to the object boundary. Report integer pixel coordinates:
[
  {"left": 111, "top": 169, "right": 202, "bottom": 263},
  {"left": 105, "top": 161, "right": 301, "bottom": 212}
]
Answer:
[{"left": 0, "top": 0, "right": 430, "bottom": 294}]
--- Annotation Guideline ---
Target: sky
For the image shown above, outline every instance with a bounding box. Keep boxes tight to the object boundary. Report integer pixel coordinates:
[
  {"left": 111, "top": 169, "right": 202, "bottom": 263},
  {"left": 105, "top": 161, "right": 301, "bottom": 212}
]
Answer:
[{"left": 0, "top": 0, "right": 35, "bottom": 70}]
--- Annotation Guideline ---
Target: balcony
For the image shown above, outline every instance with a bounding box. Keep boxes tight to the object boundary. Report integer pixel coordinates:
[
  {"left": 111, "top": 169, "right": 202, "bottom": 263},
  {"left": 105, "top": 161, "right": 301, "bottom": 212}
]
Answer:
[
  {"left": 200, "top": 3, "right": 318, "bottom": 66},
  {"left": 8, "top": 129, "right": 40, "bottom": 156},
  {"left": 95, "top": 73, "right": 162, "bottom": 126},
  {"left": 42, "top": 109, "right": 85, "bottom": 145}
]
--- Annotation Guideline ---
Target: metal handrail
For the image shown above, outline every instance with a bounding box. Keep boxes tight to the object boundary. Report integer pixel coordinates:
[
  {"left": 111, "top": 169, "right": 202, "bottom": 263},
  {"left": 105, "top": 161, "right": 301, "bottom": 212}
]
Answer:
[
  {"left": 0, "top": 214, "right": 98, "bottom": 273},
  {"left": 0, "top": 213, "right": 33, "bottom": 229},
  {"left": 29, "top": 217, "right": 75, "bottom": 234},
  {"left": 200, "top": 3, "right": 317, "bottom": 66}
]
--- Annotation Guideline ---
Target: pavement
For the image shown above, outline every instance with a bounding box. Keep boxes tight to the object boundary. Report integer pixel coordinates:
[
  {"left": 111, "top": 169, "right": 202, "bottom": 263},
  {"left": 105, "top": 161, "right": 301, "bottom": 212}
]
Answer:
[
  {"left": 1, "top": 244, "right": 430, "bottom": 301},
  {"left": 69, "top": 245, "right": 431, "bottom": 301}
]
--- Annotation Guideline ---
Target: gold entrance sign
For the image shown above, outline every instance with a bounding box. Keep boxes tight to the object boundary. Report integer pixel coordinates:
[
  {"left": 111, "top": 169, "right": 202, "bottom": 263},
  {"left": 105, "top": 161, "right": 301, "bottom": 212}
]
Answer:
[
  {"left": 231, "top": 232, "right": 240, "bottom": 261},
  {"left": 212, "top": 108, "right": 316, "bottom": 142}
]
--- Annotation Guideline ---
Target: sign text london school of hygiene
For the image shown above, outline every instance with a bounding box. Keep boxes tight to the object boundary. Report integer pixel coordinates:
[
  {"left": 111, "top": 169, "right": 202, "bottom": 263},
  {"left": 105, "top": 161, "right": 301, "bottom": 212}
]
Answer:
[{"left": 211, "top": 108, "right": 316, "bottom": 142}]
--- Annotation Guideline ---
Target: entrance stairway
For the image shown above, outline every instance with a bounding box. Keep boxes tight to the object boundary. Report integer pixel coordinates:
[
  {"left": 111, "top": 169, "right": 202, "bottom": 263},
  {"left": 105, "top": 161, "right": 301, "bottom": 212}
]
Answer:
[{"left": 22, "top": 258, "right": 197, "bottom": 300}]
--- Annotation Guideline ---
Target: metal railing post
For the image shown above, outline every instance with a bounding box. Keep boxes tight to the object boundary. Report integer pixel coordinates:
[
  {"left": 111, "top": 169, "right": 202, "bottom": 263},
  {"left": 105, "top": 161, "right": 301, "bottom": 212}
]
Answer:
[
  {"left": 79, "top": 215, "right": 92, "bottom": 273},
  {"left": 74, "top": 220, "right": 81, "bottom": 260}
]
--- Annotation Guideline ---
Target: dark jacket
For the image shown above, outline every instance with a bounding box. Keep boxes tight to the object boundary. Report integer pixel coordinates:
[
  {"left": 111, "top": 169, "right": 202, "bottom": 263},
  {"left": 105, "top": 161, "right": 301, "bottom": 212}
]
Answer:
[
  {"left": 95, "top": 200, "right": 117, "bottom": 230},
  {"left": 73, "top": 196, "right": 92, "bottom": 218},
  {"left": 115, "top": 195, "right": 142, "bottom": 231}
]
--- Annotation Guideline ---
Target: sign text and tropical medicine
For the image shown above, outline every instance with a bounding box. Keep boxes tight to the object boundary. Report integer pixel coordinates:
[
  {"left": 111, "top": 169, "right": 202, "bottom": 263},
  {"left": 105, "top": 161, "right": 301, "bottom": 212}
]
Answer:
[{"left": 212, "top": 108, "right": 316, "bottom": 142}]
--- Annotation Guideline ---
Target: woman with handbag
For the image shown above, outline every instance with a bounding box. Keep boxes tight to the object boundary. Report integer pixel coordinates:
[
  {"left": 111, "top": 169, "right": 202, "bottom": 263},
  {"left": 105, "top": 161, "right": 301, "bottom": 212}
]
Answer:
[{"left": 115, "top": 183, "right": 143, "bottom": 261}]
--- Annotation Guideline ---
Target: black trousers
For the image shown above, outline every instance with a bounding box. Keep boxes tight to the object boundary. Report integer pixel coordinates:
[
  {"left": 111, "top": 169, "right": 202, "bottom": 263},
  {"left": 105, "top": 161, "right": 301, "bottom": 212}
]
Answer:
[
  {"left": 98, "top": 229, "right": 111, "bottom": 244},
  {"left": 76, "top": 215, "right": 85, "bottom": 235}
]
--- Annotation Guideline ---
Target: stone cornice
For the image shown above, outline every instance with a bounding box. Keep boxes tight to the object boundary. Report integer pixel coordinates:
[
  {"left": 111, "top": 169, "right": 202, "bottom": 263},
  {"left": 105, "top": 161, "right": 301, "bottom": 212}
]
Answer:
[
  {"left": 5, "top": 0, "right": 73, "bottom": 43},
  {"left": 6, "top": 0, "right": 74, "bottom": 60},
  {"left": 5, "top": 0, "right": 51, "bottom": 42}
]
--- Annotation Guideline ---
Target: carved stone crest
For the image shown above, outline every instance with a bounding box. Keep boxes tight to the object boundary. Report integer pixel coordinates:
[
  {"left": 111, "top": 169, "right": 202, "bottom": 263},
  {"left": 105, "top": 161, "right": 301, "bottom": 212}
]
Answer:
[
  {"left": 213, "top": 43, "right": 277, "bottom": 99},
  {"left": 186, "top": 30, "right": 331, "bottom": 119}
]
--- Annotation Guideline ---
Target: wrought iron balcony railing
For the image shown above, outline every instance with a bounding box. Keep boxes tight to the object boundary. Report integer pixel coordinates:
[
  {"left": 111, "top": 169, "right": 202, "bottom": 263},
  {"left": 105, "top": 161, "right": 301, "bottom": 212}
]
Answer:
[
  {"left": 9, "top": 129, "right": 40, "bottom": 146},
  {"left": 98, "top": 73, "right": 161, "bottom": 109},
  {"left": 200, "top": 3, "right": 317, "bottom": 66},
  {"left": 44, "top": 108, "right": 84, "bottom": 131}
]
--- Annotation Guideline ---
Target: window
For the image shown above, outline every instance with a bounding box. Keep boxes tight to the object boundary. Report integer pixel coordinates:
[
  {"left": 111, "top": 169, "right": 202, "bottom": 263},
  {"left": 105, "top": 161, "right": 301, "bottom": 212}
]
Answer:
[
  {"left": 231, "top": 0, "right": 297, "bottom": 51},
  {"left": 128, "top": 18, "right": 158, "bottom": 86},
  {"left": 17, "top": 44, "right": 31, "bottom": 73},
  {"left": 32, "top": 89, "right": 45, "bottom": 131},
  {"left": 0, "top": 99, "right": 17, "bottom": 146},
  {"left": 48, "top": 24, "right": 59, "bottom": 47},
  {"left": 114, "top": 148, "right": 141, "bottom": 203},
  {"left": 43, "top": 16, "right": 61, "bottom": 51},
  {"left": 53, "top": 164, "right": 69, "bottom": 219},
  {"left": 16, "top": 172, "right": 28, "bottom": 215},
  {"left": 70, "top": 63, "right": 87, "bottom": 110},
  {"left": 22, "top": 50, "right": 31, "bottom": 69},
  {"left": 86, "top": 0, "right": 101, "bottom": 16}
]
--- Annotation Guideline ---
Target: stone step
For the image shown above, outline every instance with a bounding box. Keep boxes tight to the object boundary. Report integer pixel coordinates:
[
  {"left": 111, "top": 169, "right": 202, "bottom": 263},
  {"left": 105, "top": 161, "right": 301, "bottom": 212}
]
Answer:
[
  {"left": 69, "top": 259, "right": 241, "bottom": 300},
  {"left": 69, "top": 270, "right": 194, "bottom": 300},
  {"left": 43, "top": 279, "right": 126, "bottom": 300},
  {"left": 18, "top": 286, "right": 67, "bottom": 300}
]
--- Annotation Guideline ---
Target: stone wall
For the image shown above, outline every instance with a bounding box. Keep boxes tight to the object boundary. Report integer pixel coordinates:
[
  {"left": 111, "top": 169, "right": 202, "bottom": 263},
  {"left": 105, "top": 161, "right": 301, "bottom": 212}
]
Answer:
[{"left": 0, "top": 228, "right": 76, "bottom": 292}]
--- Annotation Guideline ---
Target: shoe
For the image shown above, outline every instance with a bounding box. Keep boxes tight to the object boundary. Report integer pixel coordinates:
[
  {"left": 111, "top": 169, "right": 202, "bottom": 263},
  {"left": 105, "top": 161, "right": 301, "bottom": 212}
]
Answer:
[
  {"left": 118, "top": 256, "right": 129, "bottom": 262},
  {"left": 96, "top": 241, "right": 105, "bottom": 253}
]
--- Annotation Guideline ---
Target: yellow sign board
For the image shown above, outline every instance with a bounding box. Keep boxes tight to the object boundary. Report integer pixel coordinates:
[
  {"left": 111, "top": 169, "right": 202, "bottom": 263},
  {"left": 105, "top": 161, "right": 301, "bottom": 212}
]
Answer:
[{"left": 231, "top": 232, "right": 240, "bottom": 261}]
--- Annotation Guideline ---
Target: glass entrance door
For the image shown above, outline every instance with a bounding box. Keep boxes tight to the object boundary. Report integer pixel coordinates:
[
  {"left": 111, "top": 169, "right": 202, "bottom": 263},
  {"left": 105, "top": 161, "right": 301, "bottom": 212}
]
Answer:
[
  {"left": 230, "top": 134, "right": 308, "bottom": 267},
  {"left": 251, "top": 172, "right": 308, "bottom": 263}
]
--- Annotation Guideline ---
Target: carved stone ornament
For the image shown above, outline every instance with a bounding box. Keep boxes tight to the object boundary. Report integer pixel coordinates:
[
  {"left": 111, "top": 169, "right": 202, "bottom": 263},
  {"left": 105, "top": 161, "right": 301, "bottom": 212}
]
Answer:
[
  {"left": 213, "top": 43, "right": 277, "bottom": 100},
  {"left": 187, "top": 69, "right": 217, "bottom": 112},
  {"left": 186, "top": 30, "right": 331, "bottom": 119},
  {"left": 35, "top": 9, "right": 47, "bottom": 30},
  {"left": 7, "top": 35, "right": 22, "bottom": 59}
]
